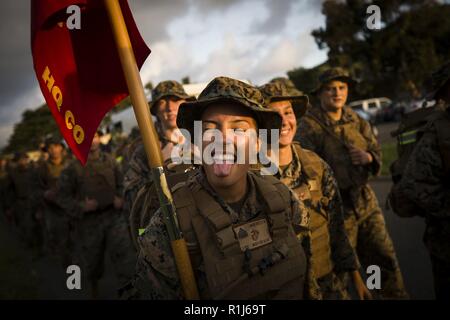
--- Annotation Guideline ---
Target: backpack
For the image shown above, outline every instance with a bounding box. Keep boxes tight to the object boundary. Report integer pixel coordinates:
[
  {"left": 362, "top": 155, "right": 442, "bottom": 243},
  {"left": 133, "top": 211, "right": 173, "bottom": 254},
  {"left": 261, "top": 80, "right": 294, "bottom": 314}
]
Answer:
[{"left": 388, "top": 102, "right": 450, "bottom": 217}]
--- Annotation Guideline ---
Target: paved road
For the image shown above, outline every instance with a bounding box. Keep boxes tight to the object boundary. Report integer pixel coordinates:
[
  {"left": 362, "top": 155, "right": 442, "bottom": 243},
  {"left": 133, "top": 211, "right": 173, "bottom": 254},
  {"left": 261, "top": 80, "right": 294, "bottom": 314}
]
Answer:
[
  {"left": 369, "top": 178, "right": 434, "bottom": 299},
  {"left": 370, "top": 121, "right": 434, "bottom": 299}
]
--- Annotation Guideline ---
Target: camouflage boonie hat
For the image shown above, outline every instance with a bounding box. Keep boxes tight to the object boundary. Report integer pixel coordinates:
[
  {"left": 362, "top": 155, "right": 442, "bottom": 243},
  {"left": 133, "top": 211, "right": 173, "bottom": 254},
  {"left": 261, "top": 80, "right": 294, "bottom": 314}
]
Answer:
[
  {"left": 270, "top": 77, "right": 298, "bottom": 92},
  {"left": 426, "top": 61, "right": 450, "bottom": 100},
  {"left": 150, "top": 80, "right": 195, "bottom": 115},
  {"left": 311, "top": 67, "right": 357, "bottom": 95},
  {"left": 177, "top": 77, "right": 282, "bottom": 141},
  {"left": 260, "top": 80, "right": 309, "bottom": 118}
]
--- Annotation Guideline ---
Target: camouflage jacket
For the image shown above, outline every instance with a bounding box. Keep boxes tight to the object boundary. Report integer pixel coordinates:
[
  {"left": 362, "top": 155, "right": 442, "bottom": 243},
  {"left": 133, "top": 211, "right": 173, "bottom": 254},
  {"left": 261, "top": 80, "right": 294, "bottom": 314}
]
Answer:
[
  {"left": 122, "top": 169, "right": 321, "bottom": 300},
  {"left": 123, "top": 132, "right": 196, "bottom": 215},
  {"left": 30, "top": 157, "right": 69, "bottom": 209},
  {"left": 399, "top": 107, "right": 450, "bottom": 219},
  {"left": 276, "top": 144, "right": 359, "bottom": 274},
  {"left": 123, "top": 142, "right": 150, "bottom": 214},
  {"left": 56, "top": 152, "right": 123, "bottom": 218},
  {"left": 122, "top": 124, "right": 174, "bottom": 214},
  {"left": 297, "top": 106, "right": 382, "bottom": 220},
  {"left": 297, "top": 106, "right": 381, "bottom": 181},
  {"left": 4, "top": 166, "right": 33, "bottom": 209}
]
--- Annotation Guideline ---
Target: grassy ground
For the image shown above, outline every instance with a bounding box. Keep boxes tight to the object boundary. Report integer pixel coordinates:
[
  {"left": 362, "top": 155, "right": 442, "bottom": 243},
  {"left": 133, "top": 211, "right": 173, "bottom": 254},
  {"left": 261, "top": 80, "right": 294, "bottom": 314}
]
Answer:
[{"left": 381, "top": 141, "right": 397, "bottom": 176}]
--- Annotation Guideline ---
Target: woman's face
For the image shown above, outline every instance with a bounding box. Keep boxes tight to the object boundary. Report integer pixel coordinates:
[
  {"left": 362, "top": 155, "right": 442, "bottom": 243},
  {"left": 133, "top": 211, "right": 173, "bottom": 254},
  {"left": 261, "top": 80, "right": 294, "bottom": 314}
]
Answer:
[
  {"left": 201, "top": 103, "right": 258, "bottom": 190},
  {"left": 268, "top": 100, "right": 296, "bottom": 148}
]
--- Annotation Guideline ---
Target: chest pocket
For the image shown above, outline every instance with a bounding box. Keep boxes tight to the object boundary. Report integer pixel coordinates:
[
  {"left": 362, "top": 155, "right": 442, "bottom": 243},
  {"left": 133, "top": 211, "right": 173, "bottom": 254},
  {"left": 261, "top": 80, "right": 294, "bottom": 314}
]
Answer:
[
  {"left": 174, "top": 174, "right": 307, "bottom": 300},
  {"left": 339, "top": 121, "right": 368, "bottom": 151},
  {"left": 322, "top": 122, "right": 369, "bottom": 190}
]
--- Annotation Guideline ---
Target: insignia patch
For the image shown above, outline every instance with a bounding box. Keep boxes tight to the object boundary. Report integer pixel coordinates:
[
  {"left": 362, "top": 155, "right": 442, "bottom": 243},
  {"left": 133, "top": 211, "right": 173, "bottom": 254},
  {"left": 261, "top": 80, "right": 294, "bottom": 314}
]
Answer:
[{"left": 233, "top": 219, "right": 272, "bottom": 251}]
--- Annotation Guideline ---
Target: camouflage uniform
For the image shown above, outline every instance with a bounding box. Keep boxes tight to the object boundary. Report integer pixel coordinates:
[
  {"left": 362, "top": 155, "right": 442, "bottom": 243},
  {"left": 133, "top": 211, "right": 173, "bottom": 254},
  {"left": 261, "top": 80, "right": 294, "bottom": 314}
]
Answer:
[
  {"left": 125, "top": 141, "right": 195, "bottom": 247},
  {"left": 123, "top": 81, "right": 195, "bottom": 244},
  {"left": 122, "top": 77, "right": 320, "bottom": 300},
  {"left": 260, "top": 80, "right": 358, "bottom": 299},
  {"left": 0, "top": 158, "right": 9, "bottom": 218},
  {"left": 123, "top": 169, "right": 319, "bottom": 300},
  {"left": 297, "top": 68, "right": 408, "bottom": 299},
  {"left": 57, "top": 152, "right": 135, "bottom": 289},
  {"left": 31, "top": 153, "right": 71, "bottom": 264},
  {"left": 5, "top": 154, "right": 42, "bottom": 251},
  {"left": 399, "top": 63, "right": 450, "bottom": 300}
]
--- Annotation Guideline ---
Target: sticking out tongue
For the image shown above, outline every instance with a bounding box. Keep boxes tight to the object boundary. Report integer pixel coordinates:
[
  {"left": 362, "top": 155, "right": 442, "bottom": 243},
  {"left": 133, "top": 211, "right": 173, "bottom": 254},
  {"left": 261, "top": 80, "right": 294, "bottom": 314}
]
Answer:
[{"left": 213, "top": 163, "right": 233, "bottom": 177}]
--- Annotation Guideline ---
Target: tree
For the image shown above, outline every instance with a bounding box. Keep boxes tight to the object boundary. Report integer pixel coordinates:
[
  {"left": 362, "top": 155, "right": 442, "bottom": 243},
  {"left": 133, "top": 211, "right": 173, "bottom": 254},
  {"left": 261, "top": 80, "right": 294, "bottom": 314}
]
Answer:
[
  {"left": 144, "top": 80, "right": 153, "bottom": 91},
  {"left": 287, "top": 63, "right": 327, "bottom": 95},
  {"left": 181, "top": 76, "right": 190, "bottom": 85},
  {"left": 3, "top": 105, "right": 60, "bottom": 153},
  {"left": 307, "top": 0, "right": 450, "bottom": 100}
]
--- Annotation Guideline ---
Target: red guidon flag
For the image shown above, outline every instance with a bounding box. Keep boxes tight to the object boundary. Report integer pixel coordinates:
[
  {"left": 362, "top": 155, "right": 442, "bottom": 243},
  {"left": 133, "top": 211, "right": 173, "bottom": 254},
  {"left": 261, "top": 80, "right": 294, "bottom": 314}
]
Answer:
[{"left": 31, "top": 0, "right": 150, "bottom": 164}]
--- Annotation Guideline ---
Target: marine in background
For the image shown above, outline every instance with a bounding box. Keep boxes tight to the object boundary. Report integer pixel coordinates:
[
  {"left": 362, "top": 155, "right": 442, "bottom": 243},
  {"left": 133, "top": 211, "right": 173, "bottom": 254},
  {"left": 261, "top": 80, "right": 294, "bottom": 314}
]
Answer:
[
  {"left": 260, "top": 79, "right": 370, "bottom": 300},
  {"left": 296, "top": 67, "right": 408, "bottom": 299}
]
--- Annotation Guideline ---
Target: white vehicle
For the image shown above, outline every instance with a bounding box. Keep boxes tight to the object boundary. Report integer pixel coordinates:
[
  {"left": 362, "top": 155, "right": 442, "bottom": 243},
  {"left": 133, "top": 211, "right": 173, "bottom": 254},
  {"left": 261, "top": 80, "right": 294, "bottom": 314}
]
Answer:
[{"left": 348, "top": 97, "right": 392, "bottom": 118}]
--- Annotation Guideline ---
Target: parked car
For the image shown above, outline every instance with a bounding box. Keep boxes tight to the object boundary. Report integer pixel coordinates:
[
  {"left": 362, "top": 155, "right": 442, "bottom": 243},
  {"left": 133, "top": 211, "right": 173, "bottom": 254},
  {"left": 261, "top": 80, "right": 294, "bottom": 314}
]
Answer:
[
  {"left": 377, "top": 101, "right": 405, "bottom": 122},
  {"left": 348, "top": 97, "right": 392, "bottom": 122}
]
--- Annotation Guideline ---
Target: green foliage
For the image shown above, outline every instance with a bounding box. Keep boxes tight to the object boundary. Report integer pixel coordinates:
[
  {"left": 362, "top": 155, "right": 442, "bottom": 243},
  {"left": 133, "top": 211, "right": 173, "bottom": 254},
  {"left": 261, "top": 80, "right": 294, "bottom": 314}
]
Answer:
[
  {"left": 113, "top": 96, "right": 131, "bottom": 113},
  {"left": 3, "top": 105, "right": 60, "bottom": 153},
  {"left": 287, "top": 65, "right": 325, "bottom": 95},
  {"left": 181, "top": 76, "right": 190, "bottom": 84},
  {"left": 144, "top": 80, "right": 153, "bottom": 91},
  {"left": 381, "top": 141, "right": 397, "bottom": 176}
]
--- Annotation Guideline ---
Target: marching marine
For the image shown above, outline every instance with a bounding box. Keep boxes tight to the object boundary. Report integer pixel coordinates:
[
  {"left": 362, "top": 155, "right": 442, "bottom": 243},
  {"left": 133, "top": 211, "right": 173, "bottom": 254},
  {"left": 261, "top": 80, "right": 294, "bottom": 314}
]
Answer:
[
  {"left": 56, "top": 131, "right": 135, "bottom": 298},
  {"left": 296, "top": 67, "right": 408, "bottom": 299},
  {"left": 122, "top": 77, "right": 320, "bottom": 300},
  {"left": 260, "top": 79, "right": 370, "bottom": 299},
  {"left": 398, "top": 62, "right": 450, "bottom": 300}
]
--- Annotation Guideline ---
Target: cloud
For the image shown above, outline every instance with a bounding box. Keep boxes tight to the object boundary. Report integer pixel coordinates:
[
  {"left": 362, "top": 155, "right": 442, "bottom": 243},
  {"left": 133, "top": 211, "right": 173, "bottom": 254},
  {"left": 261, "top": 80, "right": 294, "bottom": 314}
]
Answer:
[
  {"left": 0, "top": 1, "right": 36, "bottom": 120},
  {"left": 0, "top": 0, "right": 327, "bottom": 149},
  {"left": 250, "top": 0, "right": 297, "bottom": 34},
  {"left": 128, "top": 0, "right": 190, "bottom": 42}
]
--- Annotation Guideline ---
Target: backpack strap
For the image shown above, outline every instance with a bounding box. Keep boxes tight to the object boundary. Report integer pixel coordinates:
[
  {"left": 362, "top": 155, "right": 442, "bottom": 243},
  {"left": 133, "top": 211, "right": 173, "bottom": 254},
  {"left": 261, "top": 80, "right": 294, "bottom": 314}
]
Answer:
[
  {"left": 304, "top": 112, "right": 350, "bottom": 149},
  {"left": 251, "top": 172, "right": 291, "bottom": 238}
]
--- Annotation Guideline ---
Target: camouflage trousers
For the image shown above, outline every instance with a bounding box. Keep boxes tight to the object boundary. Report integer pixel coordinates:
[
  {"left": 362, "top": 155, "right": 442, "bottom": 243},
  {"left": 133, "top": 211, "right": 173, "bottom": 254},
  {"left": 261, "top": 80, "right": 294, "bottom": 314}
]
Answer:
[
  {"left": 317, "top": 272, "right": 351, "bottom": 300},
  {"left": 43, "top": 205, "right": 72, "bottom": 266},
  {"left": 14, "top": 201, "right": 44, "bottom": 254},
  {"left": 424, "top": 218, "right": 450, "bottom": 300},
  {"left": 72, "top": 208, "right": 136, "bottom": 289},
  {"left": 344, "top": 209, "right": 408, "bottom": 299}
]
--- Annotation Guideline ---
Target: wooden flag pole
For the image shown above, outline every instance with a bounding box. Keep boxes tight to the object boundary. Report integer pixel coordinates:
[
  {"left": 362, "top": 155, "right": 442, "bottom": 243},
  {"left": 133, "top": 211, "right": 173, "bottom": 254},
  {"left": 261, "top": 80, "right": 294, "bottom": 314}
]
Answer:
[{"left": 104, "top": 0, "right": 199, "bottom": 300}]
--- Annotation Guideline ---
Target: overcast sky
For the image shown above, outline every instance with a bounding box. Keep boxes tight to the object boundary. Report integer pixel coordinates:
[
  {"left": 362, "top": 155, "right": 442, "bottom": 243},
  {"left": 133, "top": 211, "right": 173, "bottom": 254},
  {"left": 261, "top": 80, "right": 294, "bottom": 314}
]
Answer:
[{"left": 0, "top": 0, "right": 327, "bottom": 148}]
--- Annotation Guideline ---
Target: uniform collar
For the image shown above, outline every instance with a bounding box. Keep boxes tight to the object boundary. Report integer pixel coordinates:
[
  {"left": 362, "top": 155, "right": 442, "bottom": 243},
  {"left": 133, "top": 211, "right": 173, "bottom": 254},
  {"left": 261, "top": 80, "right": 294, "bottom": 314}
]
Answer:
[{"left": 276, "top": 144, "right": 302, "bottom": 186}]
